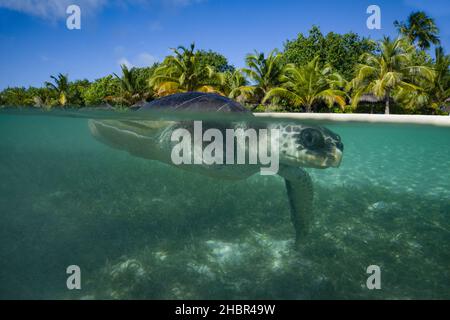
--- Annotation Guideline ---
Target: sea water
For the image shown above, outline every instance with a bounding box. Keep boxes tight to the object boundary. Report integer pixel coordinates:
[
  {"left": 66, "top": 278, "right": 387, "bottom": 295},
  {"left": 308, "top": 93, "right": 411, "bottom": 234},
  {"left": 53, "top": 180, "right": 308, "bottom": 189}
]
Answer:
[{"left": 0, "top": 110, "right": 449, "bottom": 299}]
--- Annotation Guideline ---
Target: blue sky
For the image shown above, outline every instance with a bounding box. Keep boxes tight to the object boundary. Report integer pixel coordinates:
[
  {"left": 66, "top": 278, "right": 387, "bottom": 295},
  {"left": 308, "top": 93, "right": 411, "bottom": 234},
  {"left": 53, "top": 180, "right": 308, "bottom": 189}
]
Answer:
[{"left": 0, "top": 0, "right": 449, "bottom": 89}]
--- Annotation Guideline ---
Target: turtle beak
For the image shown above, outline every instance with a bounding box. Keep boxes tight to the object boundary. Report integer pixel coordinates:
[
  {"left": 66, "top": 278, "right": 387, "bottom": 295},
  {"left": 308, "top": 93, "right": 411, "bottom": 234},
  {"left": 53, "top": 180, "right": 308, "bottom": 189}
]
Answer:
[{"left": 328, "top": 146, "right": 343, "bottom": 168}]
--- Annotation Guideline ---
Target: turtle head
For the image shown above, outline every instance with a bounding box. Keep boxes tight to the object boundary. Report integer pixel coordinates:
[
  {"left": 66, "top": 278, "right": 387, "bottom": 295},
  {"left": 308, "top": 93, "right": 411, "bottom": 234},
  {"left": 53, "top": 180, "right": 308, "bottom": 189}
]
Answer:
[{"left": 277, "top": 124, "right": 343, "bottom": 169}]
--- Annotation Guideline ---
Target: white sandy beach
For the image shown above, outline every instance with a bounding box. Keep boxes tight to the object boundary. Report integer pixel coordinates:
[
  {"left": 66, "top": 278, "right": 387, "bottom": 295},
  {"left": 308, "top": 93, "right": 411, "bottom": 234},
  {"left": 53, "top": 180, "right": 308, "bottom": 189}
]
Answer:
[{"left": 255, "top": 113, "right": 450, "bottom": 127}]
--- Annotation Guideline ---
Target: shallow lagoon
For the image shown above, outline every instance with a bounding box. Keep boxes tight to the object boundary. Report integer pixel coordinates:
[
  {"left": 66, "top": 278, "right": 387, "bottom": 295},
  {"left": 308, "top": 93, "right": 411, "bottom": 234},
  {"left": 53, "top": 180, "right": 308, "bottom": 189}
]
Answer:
[{"left": 0, "top": 110, "right": 449, "bottom": 299}]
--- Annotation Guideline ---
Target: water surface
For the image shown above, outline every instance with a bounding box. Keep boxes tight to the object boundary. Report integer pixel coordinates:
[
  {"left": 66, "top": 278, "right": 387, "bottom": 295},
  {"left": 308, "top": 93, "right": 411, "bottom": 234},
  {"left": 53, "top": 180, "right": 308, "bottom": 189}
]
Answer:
[{"left": 0, "top": 110, "right": 449, "bottom": 299}]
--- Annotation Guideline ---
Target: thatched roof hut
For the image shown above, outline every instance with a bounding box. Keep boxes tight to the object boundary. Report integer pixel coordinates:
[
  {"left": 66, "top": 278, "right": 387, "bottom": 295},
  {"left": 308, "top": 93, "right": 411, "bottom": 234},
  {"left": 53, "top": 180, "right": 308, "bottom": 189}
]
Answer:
[
  {"left": 438, "top": 98, "right": 450, "bottom": 114},
  {"left": 358, "top": 94, "right": 383, "bottom": 103},
  {"left": 350, "top": 94, "right": 392, "bottom": 104},
  {"left": 441, "top": 105, "right": 450, "bottom": 113}
]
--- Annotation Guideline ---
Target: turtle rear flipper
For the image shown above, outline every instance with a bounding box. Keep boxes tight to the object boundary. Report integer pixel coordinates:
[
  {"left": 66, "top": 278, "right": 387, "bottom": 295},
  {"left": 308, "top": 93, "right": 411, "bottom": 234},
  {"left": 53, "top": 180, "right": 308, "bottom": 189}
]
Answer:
[{"left": 278, "top": 165, "right": 314, "bottom": 248}]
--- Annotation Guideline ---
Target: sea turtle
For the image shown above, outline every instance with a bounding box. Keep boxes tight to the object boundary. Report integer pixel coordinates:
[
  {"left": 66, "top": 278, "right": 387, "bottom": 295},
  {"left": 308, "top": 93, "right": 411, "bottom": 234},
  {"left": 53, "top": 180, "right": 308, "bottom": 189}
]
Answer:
[{"left": 88, "top": 92, "right": 343, "bottom": 247}]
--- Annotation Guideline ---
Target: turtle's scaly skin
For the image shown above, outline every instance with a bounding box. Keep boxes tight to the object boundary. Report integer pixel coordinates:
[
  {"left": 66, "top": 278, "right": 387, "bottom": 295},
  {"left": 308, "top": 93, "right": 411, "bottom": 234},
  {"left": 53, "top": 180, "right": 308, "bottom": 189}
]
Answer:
[{"left": 89, "top": 92, "right": 344, "bottom": 247}]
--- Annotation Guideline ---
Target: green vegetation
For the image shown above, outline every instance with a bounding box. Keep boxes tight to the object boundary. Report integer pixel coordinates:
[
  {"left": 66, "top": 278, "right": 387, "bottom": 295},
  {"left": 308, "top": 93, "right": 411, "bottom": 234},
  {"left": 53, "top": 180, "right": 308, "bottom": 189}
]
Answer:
[
  {"left": 263, "top": 56, "right": 346, "bottom": 112},
  {"left": 150, "top": 43, "right": 218, "bottom": 96},
  {"left": 349, "top": 37, "right": 435, "bottom": 114},
  {"left": 394, "top": 11, "right": 440, "bottom": 50},
  {"left": 45, "top": 73, "right": 70, "bottom": 106},
  {"left": 240, "top": 49, "right": 286, "bottom": 106},
  {"left": 82, "top": 75, "right": 121, "bottom": 106},
  {"left": 195, "top": 49, "right": 234, "bottom": 73},
  {"left": 215, "top": 69, "right": 248, "bottom": 101},
  {"left": 0, "top": 11, "right": 448, "bottom": 114},
  {"left": 113, "top": 64, "right": 157, "bottom": 106},
  {"left": 282, "top": 26, "right": 376, "bottom": 81}
]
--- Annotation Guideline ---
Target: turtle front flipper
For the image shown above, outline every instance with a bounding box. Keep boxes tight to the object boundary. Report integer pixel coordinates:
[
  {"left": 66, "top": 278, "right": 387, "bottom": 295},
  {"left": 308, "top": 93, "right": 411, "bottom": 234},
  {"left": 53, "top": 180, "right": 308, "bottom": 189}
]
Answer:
[{"left": 278, "top": 165, "right": 314, "bottom": 248}]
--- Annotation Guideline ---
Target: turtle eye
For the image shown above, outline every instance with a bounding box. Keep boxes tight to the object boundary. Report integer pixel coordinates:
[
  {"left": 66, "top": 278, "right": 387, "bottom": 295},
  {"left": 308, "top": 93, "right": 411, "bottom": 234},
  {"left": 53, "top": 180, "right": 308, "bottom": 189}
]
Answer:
[{"left": 300, "top": 129, "right": 324, "bottom": 149}]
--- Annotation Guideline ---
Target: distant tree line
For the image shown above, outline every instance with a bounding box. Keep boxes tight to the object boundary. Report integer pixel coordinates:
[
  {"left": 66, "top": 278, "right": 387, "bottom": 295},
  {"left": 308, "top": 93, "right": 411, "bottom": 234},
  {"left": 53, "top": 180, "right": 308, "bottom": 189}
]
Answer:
[{"left": 1, "top": 11, "right": 448, "bottom": 114}]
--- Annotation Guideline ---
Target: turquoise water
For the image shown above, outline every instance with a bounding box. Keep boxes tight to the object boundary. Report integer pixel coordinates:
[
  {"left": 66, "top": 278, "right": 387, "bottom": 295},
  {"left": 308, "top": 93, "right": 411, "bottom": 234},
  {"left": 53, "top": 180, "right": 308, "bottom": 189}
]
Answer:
[{"left": 0, "top": 111, "right": 449, "bottom": 299}]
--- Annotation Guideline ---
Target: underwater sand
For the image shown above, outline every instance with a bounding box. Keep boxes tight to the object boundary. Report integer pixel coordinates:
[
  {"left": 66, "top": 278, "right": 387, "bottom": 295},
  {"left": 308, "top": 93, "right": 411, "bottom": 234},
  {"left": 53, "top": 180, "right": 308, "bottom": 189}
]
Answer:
[{"left": 0, "top": 111, "right": 449, "bottom": 299}]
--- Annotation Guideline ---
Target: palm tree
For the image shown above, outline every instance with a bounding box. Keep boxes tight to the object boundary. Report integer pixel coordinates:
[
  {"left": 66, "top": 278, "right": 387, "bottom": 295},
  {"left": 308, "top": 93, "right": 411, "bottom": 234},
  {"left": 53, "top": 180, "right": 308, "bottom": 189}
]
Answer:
[
  {"left": 113, "top": 64, "right": 150, "bottom": 106},
  {"left": 45, "top": 73, "right": 69, "bottom": 106},
  {"left": 395, "top": 47, "right": 450, "bottom": 113},
  {"left": 430, "top": 47, "right": 450, "bottom": 109},
  {"left": 149, "top": 43, "right": 217, "bottom": 97},
  {"left": 263, "top": 56, "right": 346, "bottom": 112},
  {"left": 241, "top": 49, "right": 286, "bottom": 104},
  {"left": 394, "top": 11, "right": 440, "bottom": 50},
  {"left": 349, "top": 37, "right": 435, "bottom": 114},
  {"left": 214, "top": 69, "right": 249, "bottom": 100},
  {"left": 32, "top": 87, "right": 56, "bottom": 109}
]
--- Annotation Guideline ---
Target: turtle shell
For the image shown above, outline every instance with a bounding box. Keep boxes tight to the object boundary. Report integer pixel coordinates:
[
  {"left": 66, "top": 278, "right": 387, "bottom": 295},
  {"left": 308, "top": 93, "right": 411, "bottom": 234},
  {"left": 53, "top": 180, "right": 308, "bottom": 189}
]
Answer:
[{"left": 138, "top": 92, "right": 251, "bottom": 114}]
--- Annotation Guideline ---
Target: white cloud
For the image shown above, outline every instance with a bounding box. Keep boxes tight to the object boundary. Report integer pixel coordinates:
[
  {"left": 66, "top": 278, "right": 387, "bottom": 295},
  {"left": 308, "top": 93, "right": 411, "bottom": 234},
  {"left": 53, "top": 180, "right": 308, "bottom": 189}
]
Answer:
[
  {"left": 0, "top": 0, "right": 207, "bottom": 20},
  {"left": 167, "top": 0, "right": 205, "bottom": 6},
  {"left": 136, "top": 52, "right": 156, "bottom": 66},
  {"left": 114, "top": 45, "right": 126, "bottom": 55},
  {"left": 149, "top": 21, "right": 162, "bottom": 31},
  {"left": 117, "top": 52, "right": 157, "bottom": 68},
  {"left": 0, "top": 0, "right": 107, "bottom": 20},
  {"left": 117, "top": 57, "right": 133, "bottom": 68}
]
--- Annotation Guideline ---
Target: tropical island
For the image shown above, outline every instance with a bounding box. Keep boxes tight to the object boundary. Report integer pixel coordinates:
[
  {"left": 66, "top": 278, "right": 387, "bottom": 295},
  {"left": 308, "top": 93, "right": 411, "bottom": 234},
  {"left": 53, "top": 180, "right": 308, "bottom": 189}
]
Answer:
[{"left": 1, "top": 11, "right": 449, "bottom": 115}]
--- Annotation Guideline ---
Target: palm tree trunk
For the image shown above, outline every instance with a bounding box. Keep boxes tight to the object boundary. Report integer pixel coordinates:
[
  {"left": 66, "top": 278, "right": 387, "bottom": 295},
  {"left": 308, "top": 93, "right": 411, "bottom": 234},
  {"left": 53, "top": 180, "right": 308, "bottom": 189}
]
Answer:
[
  {"left": 304, "top": 103, "right": 312, "bottom": 113},
  {"left": 384, "top": 90, "right": 390, "bottom": 114}
]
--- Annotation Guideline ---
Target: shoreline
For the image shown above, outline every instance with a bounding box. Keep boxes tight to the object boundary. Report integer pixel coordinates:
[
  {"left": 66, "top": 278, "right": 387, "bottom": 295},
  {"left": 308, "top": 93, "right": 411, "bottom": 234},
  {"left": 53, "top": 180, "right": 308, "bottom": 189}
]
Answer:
[{"left": 254, "top": 113, "right": 450, "bottom": 127}]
